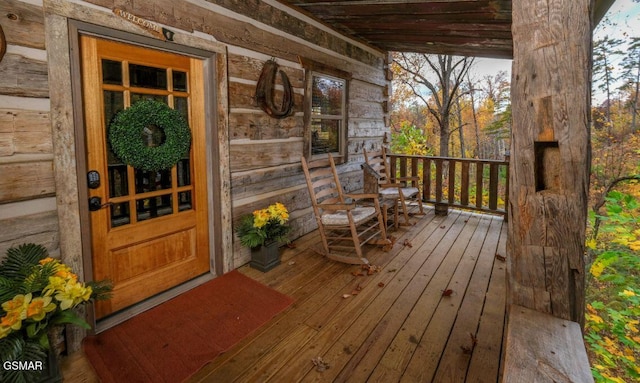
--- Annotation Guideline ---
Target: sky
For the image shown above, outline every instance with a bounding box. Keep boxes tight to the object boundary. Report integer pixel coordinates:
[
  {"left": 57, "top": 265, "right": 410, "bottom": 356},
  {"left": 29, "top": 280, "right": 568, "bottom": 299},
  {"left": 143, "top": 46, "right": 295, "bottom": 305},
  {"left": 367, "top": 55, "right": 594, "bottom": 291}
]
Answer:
[{"left": 470, "top": 0, "right": 640, "bottom": 98}]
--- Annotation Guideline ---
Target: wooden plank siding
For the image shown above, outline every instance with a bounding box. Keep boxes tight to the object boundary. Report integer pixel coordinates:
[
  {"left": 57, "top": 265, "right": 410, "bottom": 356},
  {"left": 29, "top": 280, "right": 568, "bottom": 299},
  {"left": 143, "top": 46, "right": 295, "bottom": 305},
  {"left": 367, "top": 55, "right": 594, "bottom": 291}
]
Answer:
[
  {"left": 0, "top": 0, "right": 57, "bottom": 258},
  {"left": 62, "top": 209, "right": 507, "bottom": 382},
  {"left": 1, "top": 0, "right": 389, "bottom": 271}
]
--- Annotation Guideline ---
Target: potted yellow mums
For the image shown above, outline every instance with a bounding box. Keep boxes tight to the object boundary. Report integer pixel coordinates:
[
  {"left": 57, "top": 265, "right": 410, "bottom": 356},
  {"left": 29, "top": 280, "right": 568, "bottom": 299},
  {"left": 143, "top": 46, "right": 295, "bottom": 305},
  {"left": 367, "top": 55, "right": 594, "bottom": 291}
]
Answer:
[{"left": 235, "top": 202, "right": 291, "bottom": 272}]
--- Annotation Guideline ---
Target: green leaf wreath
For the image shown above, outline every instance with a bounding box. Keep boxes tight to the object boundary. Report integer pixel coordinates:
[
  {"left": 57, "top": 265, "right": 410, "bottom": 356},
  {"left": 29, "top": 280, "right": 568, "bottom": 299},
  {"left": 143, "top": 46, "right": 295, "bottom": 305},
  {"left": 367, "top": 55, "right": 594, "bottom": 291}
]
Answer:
[{"left": 109, "top": 100, "right": 191, "bottom": 171}]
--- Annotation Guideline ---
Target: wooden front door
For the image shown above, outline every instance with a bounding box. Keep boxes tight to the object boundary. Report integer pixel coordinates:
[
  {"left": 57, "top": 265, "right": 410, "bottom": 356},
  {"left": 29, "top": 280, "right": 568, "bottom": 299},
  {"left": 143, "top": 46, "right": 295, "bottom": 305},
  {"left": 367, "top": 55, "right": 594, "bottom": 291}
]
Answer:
[{"left": 80, "top": 36, "right": 210, "bottom": 319}]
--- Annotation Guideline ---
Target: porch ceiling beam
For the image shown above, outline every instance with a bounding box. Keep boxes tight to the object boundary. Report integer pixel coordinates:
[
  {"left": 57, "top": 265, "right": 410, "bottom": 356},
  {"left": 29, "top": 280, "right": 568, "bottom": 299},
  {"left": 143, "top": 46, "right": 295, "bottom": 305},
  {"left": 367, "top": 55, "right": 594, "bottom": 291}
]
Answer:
[{"left": 279, "top": 0, "right": 617, "bottom": 59}]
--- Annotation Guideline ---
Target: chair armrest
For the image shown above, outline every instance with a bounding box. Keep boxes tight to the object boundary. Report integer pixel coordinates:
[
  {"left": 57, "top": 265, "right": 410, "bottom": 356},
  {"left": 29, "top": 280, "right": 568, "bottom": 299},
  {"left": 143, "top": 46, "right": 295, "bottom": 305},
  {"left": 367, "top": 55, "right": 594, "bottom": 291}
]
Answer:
[
  {"left": 319, "top": 202, "right": 355, "bottom": 211},
  {"left": 361, "top": 162, "right": 382, "bottom": 180},
  {"left": 344, "top": 193, "right": 379, "bottom": 200}
]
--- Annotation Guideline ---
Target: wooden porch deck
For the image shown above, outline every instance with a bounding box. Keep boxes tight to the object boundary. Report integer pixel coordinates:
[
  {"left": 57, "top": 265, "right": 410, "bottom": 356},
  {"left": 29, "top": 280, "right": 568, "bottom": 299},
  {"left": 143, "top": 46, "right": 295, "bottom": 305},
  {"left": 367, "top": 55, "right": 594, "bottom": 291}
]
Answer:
[
  {"left": 61, "top": 207, "right": 507, "bottom": 382},
  {"left": 192, "top": 207, "right": 507, "bottom": 382}
]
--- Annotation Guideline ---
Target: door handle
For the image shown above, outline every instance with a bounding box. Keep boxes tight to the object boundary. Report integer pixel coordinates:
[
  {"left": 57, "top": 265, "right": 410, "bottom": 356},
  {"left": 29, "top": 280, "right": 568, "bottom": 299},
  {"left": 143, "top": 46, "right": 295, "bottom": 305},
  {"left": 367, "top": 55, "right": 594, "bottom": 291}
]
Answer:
[{"left": 88, "top": 197, "right": 112, "bottom": 211}]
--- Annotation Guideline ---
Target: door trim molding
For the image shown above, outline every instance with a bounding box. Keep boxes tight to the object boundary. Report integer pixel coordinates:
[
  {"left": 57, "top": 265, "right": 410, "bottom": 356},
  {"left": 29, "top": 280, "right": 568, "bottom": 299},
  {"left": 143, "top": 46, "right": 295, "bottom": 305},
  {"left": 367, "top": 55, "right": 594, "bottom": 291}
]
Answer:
[{"left": 45, "top": 5, "right": 231, "bottom": 351}]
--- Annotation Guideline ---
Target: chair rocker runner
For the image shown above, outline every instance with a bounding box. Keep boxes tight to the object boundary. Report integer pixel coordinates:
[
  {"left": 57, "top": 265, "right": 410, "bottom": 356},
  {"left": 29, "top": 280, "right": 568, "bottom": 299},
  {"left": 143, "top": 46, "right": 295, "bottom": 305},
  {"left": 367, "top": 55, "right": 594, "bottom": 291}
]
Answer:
[
  {"left": 301, "top": 155, "right": 391, "bottom": 265},
  {"left": 363, "top": 148, "right": 424, "bottom": 229}
]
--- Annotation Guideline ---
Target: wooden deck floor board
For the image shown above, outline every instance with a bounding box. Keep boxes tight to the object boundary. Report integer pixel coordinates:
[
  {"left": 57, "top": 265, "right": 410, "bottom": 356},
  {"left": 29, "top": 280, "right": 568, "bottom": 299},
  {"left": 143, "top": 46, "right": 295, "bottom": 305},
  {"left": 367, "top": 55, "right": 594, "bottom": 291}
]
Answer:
[
  {"left": 306, "top": 211, "right": 474, "bottom": 382},
  {"left": 193, "top": 211, "right": 506, "bottom": 382},
  {"left": 346, "top": 212, "right": 481, "bottom": 383},
  {"left": 62, "top": 208, "right": 507, "bottom": 383},
  {"left": 395, "top": 214, "right": 491, "bottom": 383},
  {"left": 431, "top": 216, "right": 503, "bottom": 382},
  {"left": 466, "top": 222, "right": 508, "bottom": 382},
  {"left": 270, "top": 211, "right": 456, "bottom": 382}
]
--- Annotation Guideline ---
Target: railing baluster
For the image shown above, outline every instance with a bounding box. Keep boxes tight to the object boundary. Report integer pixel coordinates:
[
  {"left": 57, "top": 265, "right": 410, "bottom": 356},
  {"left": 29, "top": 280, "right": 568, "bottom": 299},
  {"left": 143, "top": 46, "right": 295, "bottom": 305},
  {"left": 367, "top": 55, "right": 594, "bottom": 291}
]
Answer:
[
  {"left": 461, "top": 161, "right": 469, "bottom": 207},
  {"left": 375, "top": 154, "right": 508, "bottom": 217},
  {"left": 448, "top": 159, "right": 456, "bottom": 204},
  {"left": 489, "top": 163, "right": 499, "bottom": 210},
  {"left": 476, "top": 162, "right": 484, "bottom": 209},
  {"left": 411, "top": 157, "right": 419, "bottom": 187},
  {"left": 423, "top": 157, "right": 432, "bottom": 202},
  {"left": 435, "top": 159, "right": 443, "bottom": 203},
  {"left": 399, "top": 157, "right": 407, "bottom": 181}
]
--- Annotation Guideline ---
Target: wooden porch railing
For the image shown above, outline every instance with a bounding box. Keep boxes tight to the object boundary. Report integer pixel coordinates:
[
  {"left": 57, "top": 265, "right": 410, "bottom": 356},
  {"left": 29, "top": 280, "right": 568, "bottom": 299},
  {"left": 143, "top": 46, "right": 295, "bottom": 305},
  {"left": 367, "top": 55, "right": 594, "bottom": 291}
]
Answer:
[{"left": 386, "top": 154, "right": 510, "bottom": 218}]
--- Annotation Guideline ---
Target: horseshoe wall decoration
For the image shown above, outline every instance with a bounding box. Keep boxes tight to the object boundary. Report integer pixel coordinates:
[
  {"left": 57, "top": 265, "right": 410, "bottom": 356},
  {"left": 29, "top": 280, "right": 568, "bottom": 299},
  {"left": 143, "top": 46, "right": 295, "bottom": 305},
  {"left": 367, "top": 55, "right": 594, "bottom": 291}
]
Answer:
[{"left": 255, "top": 59, "right": 294, "bottom": 119}]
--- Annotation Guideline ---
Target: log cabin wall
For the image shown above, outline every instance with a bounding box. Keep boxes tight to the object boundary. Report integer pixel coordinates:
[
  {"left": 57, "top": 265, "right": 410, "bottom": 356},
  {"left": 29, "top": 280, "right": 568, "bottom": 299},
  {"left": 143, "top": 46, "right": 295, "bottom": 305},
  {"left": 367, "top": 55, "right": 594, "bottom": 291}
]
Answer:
[
  {"left": 0, "top": 0, "right": 390, "bottom": 271},
  {"left": 0, "top": 0, "right": 59, "bottom": 258}
]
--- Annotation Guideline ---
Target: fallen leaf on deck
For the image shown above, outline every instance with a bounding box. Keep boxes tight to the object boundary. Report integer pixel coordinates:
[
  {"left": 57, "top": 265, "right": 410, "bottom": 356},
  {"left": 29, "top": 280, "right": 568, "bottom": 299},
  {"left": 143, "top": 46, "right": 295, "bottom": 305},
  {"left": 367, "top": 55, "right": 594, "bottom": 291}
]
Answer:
[
  {"left": 442, "top": 289, "right": 454, "bottom": 297},
  {"left": 495, "top": 253, "right": 506, "bottom": 262},
  {"left": 362, "top": 264, "right": 382, "bottom": 275},
  {"left": 288, "top": 260, "right": 296, "bottom": 265},
  {"left": 403, "top": 239, "right": 413, "bottom": 248},
  {"left": 461, "top": 332, "right": 478, "bottom": 354},
  {"left": 440, "top": 225, "right": 446, "bottom": 229},
  {"left": 286, "top": 243, "right": 297, "bottom": 248},
  {"left": 312, "top": 356, "right": 330, "bottom": 372},
  {"left": 378, "top": 282, "right": 385, "bottom": 287},
  {"left": 351, "top": 284, "right": 363, "bottom": 295},
  {"left": 342, "top": 294, "right": 352, "bottom": 299},
  {"left": 351, "top": 270, "right": 365, "bottom": 277},
  {"left": 388, "top": 268, "right": 397, "bottom": 272}
]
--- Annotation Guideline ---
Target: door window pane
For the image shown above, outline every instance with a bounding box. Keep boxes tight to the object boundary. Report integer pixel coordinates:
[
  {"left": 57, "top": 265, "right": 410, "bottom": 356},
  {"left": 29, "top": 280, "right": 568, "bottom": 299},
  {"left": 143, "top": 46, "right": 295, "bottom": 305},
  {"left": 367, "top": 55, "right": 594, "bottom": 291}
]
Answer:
[
  {"left": 173, "top": 71, "right": 188, "bottom": 92},
  {"left": 135, "top": 169, "right": 172, "bottom": 193},
  {"left": 175, "top": 97, "right": 189, "bottom": 120},
  {"left": 108, "top": 165, "right": 128, "bottom": 197},
  {"left": 178, "top": 191, "right": 192, "bottom": 211},
  {"left": 104, "top": 90, "right": 124, "bottom": 128},
  {"left": 177, "top": 159, "right": 191, "bottom": 187},
  {"left": 110, "top": 202, "right": 131, "bottom": 227},
  {"left": 102, "top": 60, "right": 123, "bottom": 85},
  {"left": 131, "top": 93, "right": 167, "bottom": 105},
  {"left": 137, "top": 195, "right": 173, "bottom": 222},
  {"left": 129, "top": 64, "right": 167, "bottom": 89}
]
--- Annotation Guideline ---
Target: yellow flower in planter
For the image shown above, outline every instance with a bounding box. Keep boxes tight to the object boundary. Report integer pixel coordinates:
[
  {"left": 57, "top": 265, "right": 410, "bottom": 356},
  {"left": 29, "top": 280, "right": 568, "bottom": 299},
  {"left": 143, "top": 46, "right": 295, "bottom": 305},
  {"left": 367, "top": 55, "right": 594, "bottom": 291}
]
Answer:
[
  {"left": 1, "top": 310, "right": 24, "bottom": 331},
  {"left": 26, "top": 296, "right": 56, "bottom": 322},
  {"left": 236, "top": 202, "right": 292, "bottom": 249},
  {"left": 1, "top": 293, "right": 31, "bottom": 316},
  {"left": 54, "top": 280, "right": 93, "bottom": 310}
]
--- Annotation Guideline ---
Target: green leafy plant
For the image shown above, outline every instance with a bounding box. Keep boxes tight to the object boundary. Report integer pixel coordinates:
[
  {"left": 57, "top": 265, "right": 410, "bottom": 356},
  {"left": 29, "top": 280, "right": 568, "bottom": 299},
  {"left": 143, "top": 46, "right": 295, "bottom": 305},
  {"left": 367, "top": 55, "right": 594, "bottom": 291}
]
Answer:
[
  {"left": 390, "top": 122, "right": 430, "bottom": 155},
  {"left": 0, "top": 244, "right": 112, "bottom": 383},
  {"left": 235, "top": 202, "right": 291, "bottom": 249},
  {"left": 585, "top": 191, "right": 640, "bottom": 382}
]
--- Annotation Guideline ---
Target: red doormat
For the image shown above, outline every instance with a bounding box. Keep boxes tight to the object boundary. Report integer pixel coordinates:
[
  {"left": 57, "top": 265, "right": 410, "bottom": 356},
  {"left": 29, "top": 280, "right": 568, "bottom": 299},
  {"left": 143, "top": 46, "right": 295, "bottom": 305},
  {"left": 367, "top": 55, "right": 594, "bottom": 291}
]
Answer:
[{"left": 83, "top": 270, "right": 293, "bottom": 382}]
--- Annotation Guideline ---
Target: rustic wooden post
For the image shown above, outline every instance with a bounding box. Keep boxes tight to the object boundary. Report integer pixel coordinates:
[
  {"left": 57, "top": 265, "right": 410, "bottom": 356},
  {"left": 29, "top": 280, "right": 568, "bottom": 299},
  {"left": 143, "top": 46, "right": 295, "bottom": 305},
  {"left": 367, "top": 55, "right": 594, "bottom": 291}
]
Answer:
[{"left": 508, "top": 0, "right": 592, "bottom": 326}]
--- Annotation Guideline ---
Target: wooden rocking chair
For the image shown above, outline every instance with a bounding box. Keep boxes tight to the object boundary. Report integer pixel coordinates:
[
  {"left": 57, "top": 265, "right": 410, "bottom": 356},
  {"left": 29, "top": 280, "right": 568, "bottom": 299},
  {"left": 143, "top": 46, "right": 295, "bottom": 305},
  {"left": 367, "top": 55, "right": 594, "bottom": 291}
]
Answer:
[
  {"left": 363, "top": 148, "right": 424, "bottom": 228},
  {"left": 301, "top": 155, "right": 391, "bottom": 265}
]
